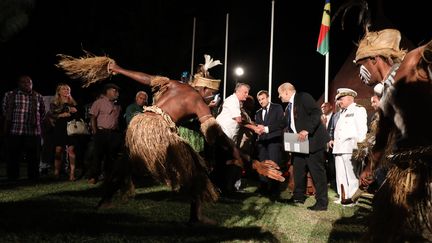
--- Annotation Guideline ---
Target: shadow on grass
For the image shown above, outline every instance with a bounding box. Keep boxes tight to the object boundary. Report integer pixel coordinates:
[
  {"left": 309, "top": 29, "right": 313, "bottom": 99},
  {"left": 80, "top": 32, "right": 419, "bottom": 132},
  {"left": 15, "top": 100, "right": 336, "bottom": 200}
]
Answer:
[
  {"left": 327, "top": 200, "right": 372, "bottom": 242},
  {"left": 0, "top": 181, "right": 280, "bottom": 242}
]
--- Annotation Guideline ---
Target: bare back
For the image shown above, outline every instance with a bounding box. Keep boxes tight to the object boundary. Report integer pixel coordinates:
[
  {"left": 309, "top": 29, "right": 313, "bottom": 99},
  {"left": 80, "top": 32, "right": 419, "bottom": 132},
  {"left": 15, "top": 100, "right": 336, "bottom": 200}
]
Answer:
[{"left": 154, "top": 80, "right": 212, "bottom": 124}]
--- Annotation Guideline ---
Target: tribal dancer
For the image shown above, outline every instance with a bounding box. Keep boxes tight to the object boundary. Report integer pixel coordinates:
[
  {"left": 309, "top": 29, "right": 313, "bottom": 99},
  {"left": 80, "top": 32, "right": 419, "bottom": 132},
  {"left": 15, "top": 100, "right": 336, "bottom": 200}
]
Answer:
[
  {"left": 95, "top": 55, "right": 285, "bottom": 224},
  {"left": 354, "top": 28, "right": 432, "bottom": 241}
]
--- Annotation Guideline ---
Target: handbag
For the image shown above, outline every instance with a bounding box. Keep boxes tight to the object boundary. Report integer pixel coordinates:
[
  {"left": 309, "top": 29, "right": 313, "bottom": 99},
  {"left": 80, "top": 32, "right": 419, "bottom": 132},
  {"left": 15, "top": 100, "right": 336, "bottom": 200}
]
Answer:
[{"left": 67, "top": 119, "right": 89, "bottom": 136}]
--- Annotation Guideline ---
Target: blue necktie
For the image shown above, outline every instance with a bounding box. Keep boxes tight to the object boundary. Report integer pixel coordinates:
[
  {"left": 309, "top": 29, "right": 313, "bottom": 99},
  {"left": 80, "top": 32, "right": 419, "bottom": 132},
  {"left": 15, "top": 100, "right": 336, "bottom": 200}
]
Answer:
[{"left": 286, "top": 102, "right": 292, "bottom": 132}]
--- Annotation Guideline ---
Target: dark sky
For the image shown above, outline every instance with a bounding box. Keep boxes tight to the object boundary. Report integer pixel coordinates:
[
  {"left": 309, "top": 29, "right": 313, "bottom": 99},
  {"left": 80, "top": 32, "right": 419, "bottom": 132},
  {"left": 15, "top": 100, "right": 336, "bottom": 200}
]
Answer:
[{"left": 1, "top": 0, "right": 431, "bottom": 108}]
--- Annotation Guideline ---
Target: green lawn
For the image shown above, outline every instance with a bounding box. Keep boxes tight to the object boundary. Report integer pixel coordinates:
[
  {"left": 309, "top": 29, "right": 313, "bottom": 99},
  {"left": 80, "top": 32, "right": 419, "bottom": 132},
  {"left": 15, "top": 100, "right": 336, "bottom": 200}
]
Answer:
[{"left": 0, "top": 174, "right": 371, "bottom": 243}]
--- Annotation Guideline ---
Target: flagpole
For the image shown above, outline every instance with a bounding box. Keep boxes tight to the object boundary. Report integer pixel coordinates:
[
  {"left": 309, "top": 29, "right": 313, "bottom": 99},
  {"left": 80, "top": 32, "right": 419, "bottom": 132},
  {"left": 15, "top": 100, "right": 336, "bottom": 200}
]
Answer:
[
  {"left": 268, "top": 0, "right": 275, "bottom": 101},
  {"left": 190, "top": 17, "right": 196, "bottom": 78},
  {"left": 223, "top": 13, "right": 229, "bottom": 100},
  {"left": 325, "top": 52, "right": 329, "bottom": 102}
]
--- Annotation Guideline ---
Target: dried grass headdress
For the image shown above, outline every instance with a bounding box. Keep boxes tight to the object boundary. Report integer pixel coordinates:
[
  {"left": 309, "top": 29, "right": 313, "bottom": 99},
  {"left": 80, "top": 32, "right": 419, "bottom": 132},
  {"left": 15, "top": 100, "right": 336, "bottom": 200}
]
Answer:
[
  {"left": 354, "top": 29, "right": 406, "bottom": 63},
  {"left": 55, "top": 50, "right": 114, "bottom": 87}
]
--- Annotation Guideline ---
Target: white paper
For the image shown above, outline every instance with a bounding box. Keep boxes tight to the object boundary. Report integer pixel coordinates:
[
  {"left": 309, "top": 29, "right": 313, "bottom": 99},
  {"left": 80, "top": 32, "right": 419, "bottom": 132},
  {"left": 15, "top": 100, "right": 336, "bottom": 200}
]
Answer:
[
  {"left": 284, "top": 142, "right": 291, "bottom": 151},
  {"left": 294, "top": 143, "right": 300, "bottom": 152}
]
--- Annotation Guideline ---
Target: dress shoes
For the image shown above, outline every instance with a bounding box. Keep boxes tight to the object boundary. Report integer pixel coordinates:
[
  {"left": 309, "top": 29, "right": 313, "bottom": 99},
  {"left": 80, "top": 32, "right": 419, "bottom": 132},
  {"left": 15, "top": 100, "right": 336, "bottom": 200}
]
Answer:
[
  {"left": 284, "top": 197, "right": 305, "bottom": 204},
  {"left": 307, "top": 204, "right": 328, "bottom": 211},
  {"left": 341, "top": 198, "right": 354, "bottom": 205}
]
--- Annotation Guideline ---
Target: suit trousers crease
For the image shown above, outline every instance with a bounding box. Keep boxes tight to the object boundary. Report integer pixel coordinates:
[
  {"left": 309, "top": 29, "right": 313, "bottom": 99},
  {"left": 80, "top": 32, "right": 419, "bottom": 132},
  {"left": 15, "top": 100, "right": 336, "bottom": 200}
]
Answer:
[{"left": 292, "top": 149, "right": 328, "bottom": 206}]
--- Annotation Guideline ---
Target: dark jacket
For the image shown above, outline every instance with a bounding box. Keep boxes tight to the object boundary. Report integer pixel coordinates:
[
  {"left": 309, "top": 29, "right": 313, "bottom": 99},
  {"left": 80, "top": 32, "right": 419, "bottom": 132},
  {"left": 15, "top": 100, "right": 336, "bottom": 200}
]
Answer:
[
  {"left": 282, "top": 92, "right": 330, "bottom": 153},
  {"left": 255, "top": 102, "right": 284, "bottom": 141}
]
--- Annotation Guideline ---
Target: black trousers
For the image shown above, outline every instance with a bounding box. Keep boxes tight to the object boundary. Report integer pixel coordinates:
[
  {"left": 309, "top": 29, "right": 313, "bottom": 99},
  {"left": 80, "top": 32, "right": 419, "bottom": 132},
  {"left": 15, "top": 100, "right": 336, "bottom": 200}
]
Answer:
[
  {"left": 257, "top": 138, "right": 282, "bottom": 185},
  {"left": 325, "top": 150, "right": 337, "bottom": 191},
  {"left": 87, "top": 129, "right": 123, "bottom": 180},
  {"left": 257, "top": 138, "right": 283, "bottom": 165},
  {"left": 6, "top": 134, "right": 41, "bottom": 180},
  {"left": 292, "top": 149, "right": 328, "bottom": 206}
]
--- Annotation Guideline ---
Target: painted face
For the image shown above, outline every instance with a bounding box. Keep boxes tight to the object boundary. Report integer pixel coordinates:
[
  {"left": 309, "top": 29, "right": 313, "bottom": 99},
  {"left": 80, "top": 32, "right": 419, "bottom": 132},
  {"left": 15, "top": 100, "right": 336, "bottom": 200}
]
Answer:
[{"left": 359, "top": 65, "right": 372, "bottom": 85}]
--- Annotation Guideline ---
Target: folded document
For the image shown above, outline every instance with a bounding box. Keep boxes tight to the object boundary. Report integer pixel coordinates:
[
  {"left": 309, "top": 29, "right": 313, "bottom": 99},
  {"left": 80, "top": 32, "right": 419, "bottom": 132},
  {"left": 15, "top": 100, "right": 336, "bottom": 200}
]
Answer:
[{"left": 284, "top": 132, "right": 309, "bottom": 154}]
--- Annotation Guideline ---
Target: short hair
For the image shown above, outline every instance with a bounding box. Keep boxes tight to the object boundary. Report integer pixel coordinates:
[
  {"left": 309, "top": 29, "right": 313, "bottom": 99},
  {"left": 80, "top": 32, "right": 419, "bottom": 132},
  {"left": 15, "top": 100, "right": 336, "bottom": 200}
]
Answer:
[
  {"left": 17, "top": 75, "right": 31, "bottom": 83},
  {"left": 136, "top": 91, "right": 148, "bottom": 104},
  {"left": 278, "top": 82, "right": 295, "bottom": 93},
  {"left": 235, "top": 82, "right": 250, "bottom": 92},
  {"left": 136, "top": 91, "right": 148, "bottom": 99},
  {"left": 321, "top": 102, "right": 332, "bottom": 108},
  {"left": 103, "top": 83, "right": 120, "bottom": 94},
  {"left": 256, "top": 90, "right": 269, "bottom": 98}
]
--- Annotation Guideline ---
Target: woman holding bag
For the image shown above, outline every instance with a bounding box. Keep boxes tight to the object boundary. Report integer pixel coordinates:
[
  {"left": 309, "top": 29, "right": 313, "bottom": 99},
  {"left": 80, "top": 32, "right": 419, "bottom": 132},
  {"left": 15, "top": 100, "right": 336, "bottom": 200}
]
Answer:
[{"left": 49, "top": 83, "right": 79, "bottom": 180}]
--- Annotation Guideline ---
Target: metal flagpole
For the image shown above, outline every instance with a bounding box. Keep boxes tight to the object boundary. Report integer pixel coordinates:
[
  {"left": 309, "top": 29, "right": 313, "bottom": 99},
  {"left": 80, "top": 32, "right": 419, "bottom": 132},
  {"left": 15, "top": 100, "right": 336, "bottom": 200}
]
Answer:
[
  {"left": 223, "top": 13, "right": 229, "bottom": 99},
  {"left": 190, "top": 17, "right": 196, "bottom": 79},
  {"left": 268, "top": 0, "right": 275, "bottom": 101},
  {"left": 325, "top": 52, "right": 329, "bottom": 102}
]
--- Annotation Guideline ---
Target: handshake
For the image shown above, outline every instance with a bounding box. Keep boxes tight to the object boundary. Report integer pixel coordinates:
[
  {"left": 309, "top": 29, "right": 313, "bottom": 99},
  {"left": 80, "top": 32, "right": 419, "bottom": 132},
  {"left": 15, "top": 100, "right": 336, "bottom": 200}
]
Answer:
[{"left": 252, "top": 124, "right": 266, "bottom": 135}]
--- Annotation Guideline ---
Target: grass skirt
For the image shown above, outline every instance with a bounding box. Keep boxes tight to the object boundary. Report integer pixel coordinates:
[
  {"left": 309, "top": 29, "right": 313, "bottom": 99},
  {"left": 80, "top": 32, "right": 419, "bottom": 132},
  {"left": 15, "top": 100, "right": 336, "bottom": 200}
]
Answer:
[{"left": 126, "top": 107, "right": 218, "bottom": 202}]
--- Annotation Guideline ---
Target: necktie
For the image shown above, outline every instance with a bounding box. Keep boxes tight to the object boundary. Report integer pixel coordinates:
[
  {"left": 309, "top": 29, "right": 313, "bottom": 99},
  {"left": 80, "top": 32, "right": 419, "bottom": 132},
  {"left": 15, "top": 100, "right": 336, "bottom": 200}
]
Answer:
[
  {"left": 286, "top": 102, "right": 292, "bottom": 132},
  {"left": 262, "top": 107, "right": 267, "bottom": 121}
]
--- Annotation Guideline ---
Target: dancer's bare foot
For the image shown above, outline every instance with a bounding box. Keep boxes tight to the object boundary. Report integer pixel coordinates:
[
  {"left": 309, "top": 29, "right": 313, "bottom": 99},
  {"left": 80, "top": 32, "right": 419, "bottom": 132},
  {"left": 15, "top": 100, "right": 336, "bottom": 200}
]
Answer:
[
  {"left": 188, "top": 216, "right": 217, "bottom": 226},
  {"left": 98, "top": 201, "right": 115, "bottom": 209}
]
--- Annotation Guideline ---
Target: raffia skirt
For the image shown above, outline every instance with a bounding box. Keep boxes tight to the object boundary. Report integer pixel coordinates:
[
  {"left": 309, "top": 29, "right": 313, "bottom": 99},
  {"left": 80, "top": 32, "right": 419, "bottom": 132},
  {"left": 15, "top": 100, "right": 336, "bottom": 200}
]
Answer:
[{"left": 125, "top": 107, "right": 218, "bottom": 202}]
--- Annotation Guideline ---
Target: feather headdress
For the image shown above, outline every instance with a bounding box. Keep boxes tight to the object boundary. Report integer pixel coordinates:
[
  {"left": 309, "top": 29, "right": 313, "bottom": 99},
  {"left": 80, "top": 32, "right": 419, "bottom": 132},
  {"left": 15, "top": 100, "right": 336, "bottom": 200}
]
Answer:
[
  {"left": 192, "top": 54, "right": 222, "bottom": 90},
  {"left": 201, "top": 54, "right": 222, "bottom": 77}
]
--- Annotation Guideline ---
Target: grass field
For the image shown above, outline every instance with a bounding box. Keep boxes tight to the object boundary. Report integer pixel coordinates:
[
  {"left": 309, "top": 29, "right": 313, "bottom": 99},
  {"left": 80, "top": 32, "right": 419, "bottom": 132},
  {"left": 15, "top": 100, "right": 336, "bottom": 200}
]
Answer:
[{"left": 0, "top": 168, "right": 371, "bottom": 243}]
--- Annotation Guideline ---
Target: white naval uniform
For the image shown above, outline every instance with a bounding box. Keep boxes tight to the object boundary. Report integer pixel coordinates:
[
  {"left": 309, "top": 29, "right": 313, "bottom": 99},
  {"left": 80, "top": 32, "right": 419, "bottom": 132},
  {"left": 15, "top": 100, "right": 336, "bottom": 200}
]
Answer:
[{"left": 332, "top": 102, "right": 368, "bottom": 199}]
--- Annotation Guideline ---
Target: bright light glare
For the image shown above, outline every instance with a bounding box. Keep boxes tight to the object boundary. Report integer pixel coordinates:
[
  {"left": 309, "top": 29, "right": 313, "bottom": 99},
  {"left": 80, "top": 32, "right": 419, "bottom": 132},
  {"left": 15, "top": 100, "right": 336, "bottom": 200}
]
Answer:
[{"left": 235, "top": 67, "right": 244, "bottom": 76}]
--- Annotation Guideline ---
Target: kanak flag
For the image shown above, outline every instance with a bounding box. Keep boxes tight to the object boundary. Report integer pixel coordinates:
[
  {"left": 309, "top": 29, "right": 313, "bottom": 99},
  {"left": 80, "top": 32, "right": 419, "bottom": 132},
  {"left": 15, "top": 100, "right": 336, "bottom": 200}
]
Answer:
[{"left": 317, "top": 0, "right": 330, "bottom": 55}]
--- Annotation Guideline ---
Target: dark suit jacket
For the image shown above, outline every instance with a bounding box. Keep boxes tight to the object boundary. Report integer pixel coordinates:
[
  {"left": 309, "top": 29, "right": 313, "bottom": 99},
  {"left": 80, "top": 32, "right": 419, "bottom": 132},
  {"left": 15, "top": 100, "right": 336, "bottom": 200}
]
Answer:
[
  {"left": 282, "top": 92, "right": 330, "bottom": 153},
  {"left": 254, "top": 102, "right": 284, "bottom": 141},
  {"left": 327, "top": 111, "right": 340, "bottom": 140}
]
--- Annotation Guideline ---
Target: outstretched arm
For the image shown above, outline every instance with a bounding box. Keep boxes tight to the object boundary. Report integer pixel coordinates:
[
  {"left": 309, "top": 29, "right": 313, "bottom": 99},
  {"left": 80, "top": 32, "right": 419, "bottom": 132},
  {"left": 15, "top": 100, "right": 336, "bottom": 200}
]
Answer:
[
  {"left": 252, "top": 160, "right": 285, "bottom": 182},
  {"left": 108, "top": 62, "right": 154, "bottom": 86}
]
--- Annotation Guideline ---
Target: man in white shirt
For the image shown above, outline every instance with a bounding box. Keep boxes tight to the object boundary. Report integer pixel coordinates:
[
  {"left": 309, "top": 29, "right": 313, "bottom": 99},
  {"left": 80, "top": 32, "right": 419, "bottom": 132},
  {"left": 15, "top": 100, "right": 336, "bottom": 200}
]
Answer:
[
  {"left": 216, "top": 83, "right": 251, "bottom": 141},
  {"left": 215, "top": 82, "right": 254, "bottom": 194}
]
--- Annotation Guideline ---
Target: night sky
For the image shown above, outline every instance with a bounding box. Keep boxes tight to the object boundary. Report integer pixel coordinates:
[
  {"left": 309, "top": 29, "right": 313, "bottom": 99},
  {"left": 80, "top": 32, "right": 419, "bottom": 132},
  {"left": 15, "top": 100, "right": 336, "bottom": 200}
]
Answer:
[{"left": 1, "top": 0, "right": 431, "bottom": 110}]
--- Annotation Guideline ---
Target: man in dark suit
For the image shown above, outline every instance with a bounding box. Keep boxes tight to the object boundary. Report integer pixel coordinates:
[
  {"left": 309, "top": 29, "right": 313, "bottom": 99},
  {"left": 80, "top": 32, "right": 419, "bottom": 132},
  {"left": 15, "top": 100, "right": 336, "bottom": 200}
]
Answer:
[
  {"left": 278, "top": 82, "right": 330, "bottom": 211},
  {"left": 321, "top": 101, "right": 337, "bottom": 193},
  {"left": 254, "top": 90, "right": 284, "bottom": 195}
]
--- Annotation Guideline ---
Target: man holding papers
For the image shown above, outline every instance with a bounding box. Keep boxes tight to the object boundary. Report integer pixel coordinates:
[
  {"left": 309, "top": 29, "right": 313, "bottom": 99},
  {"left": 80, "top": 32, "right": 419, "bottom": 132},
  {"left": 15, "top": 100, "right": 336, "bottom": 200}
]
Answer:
[{"left": 278, "top": 82, "right": 330, "bottom": 211}]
